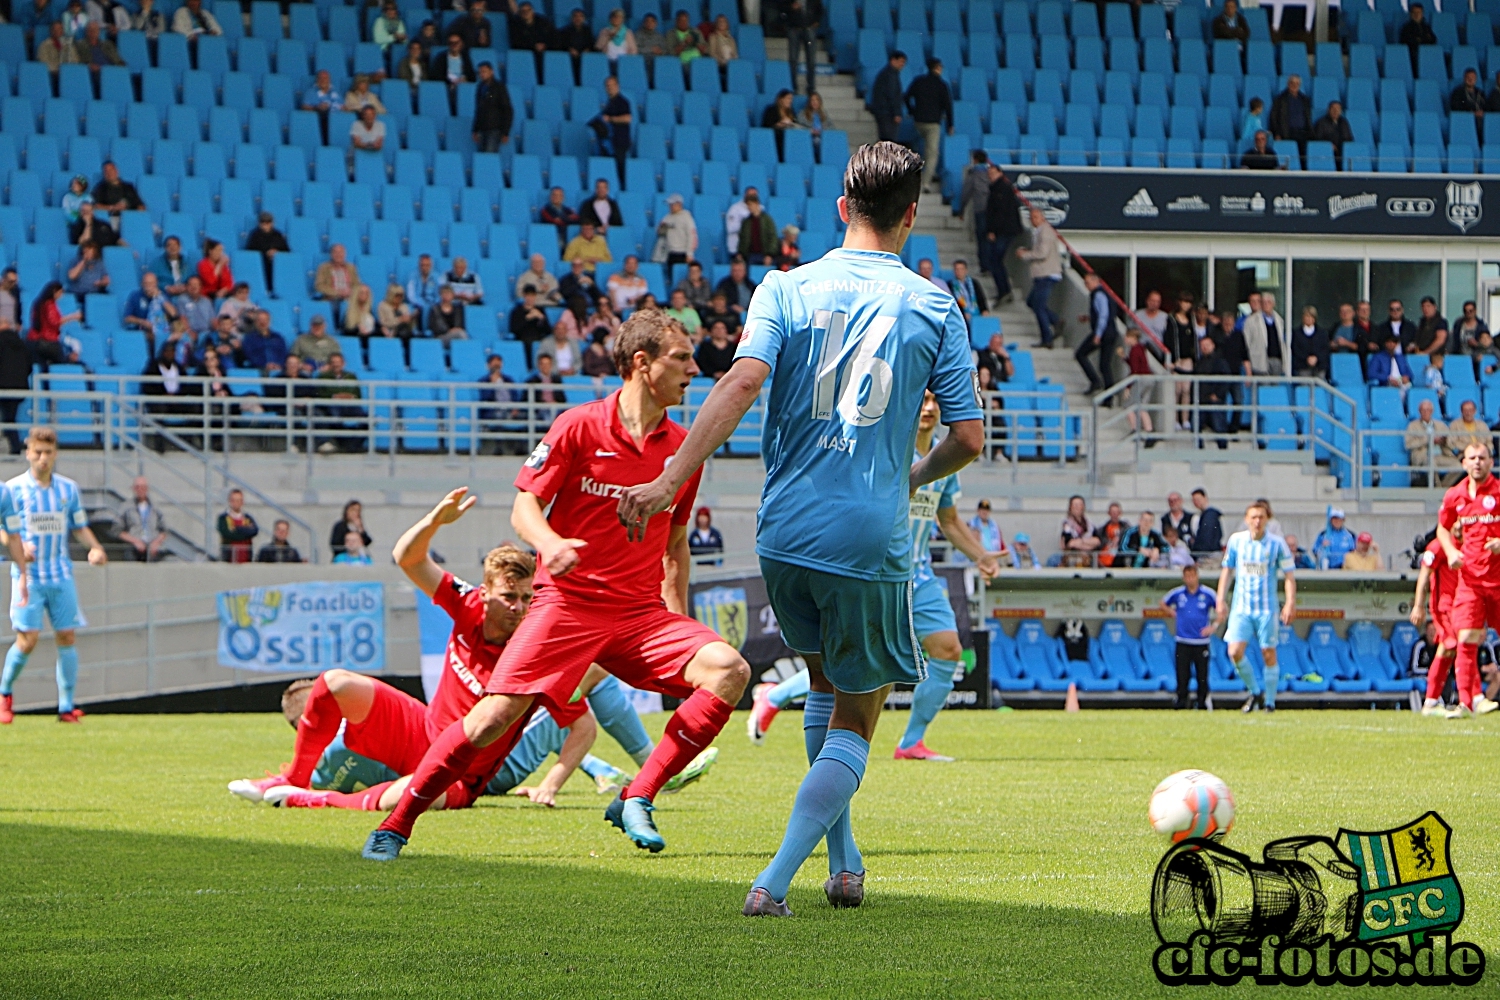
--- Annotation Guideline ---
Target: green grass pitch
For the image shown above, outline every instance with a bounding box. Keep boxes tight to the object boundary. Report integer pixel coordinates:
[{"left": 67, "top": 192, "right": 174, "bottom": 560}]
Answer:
[{"left": 2, "top": 708, "right": 1496, "bottom": 998}]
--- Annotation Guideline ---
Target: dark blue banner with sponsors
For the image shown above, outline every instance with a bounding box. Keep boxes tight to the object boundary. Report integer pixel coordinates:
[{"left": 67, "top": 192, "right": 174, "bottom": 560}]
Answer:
[{"left": 1004, "top": 167, "right": 1493, "bottom": 237}]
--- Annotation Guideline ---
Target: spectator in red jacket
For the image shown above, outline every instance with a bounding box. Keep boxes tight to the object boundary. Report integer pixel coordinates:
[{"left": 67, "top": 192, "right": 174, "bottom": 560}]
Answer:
[{"left": 197, "top": 239, "right": 234, "bottom": 301}]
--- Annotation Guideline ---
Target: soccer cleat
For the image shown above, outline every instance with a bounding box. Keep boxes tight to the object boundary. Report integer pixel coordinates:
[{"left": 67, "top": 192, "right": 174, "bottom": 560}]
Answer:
[
  {"left": 0, "top": 693, "right": 12, "bottom": 724},
  {"left": 1474, "top": 695, "right": 1500, "bottom": 715},
  {"left": 1240, "top": 692, "right": 1264, "bottom": 714},
  {"left": 604, "top": 794, "right": 666, "bottom": 852},
  {"left": 592, "top": 764, "right": 632, "bottom": 795},
  {"left": 742, "top": 887, "right": 793, "bottom": 917},
  {"left": 824, "top": 870, "right": 865, "bottom": 909},
  {"left": 361, "top": 829, "right": 407, "bottom": 861},
  {"left": 747, "top": 683, "right": 779, "bottom": 745},
  {"left": 263, "top": 786, "right": 331, "bottom": 808},
  {"left": 662, "top": 747, "right": 718, "bottom": 793},
  {"left": 1421, "top": 698, "right": 1447, "bottom": 717},
  {"left": 894, "top": 740, "right": 954, "bottom": 761},
  {"left": 228, "top": 772, "right": 293, "bottom": 803},
  {"left": 1445, "top": 703, "right": 1473, "bottom": 720},
  {"left": 57, "top": 709, "right": 84, "bottom": 723}
]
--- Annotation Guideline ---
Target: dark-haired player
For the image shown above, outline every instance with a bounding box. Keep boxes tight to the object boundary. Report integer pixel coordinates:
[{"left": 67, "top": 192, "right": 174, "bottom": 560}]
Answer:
[
  {"left": 1412, "top": 525, "right": 1459, "bottom": 716},
  {"left": 618, "top": 141, "right": 984, "bottom": 915},
  {"left": 361, "top": 310, "right": 751, "bottom": 861},
  {"left": 1436, "top": 442, "right": 1500, "bottom": 717}
]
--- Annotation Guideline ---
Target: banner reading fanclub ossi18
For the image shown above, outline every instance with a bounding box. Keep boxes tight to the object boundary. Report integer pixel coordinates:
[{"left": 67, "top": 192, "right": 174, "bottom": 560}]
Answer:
[{"left": 217, "top": 581, "right": 385, "bottom": 673}]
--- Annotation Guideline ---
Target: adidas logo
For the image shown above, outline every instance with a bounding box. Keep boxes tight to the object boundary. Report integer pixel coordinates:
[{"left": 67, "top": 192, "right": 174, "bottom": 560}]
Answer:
[{"left": 1123, "top": 188, "right": 1159, "bottom": 218}]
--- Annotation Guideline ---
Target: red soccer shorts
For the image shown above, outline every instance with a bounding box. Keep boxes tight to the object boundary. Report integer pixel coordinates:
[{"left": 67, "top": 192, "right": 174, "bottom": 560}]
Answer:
[
  {"left": 342, "top": 680, "right": 432, "bottom": 777},
  {"left": 1433, "top": 599, "right": 1458, "bottom": 651},
  {"left": 485, "top": 587, "right": 723, "bottom": 726},
  {"left": 1448, "top": 583, "right": 1500, "bottom": 634}
]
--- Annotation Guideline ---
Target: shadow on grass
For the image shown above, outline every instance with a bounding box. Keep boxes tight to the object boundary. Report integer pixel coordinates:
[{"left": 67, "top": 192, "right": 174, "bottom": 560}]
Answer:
[{"left": 0, "top": 822, "right": 1176, "bottom": 1000}]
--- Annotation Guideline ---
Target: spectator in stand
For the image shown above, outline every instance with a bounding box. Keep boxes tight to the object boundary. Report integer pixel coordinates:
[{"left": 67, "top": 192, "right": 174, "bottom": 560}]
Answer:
[
  {"left": 536, "top": 316, "right": 582, "bottom": 376},
  {"left": 372, "top": 2, "right": 407, "bottom": 52},
  {"left": 976, "top": 332, "right": 1014, "bottom": 385},
  {"left": 581, "top": 327, "right": 615, "bottom": 376},
  {"left": 1330, "top": 302, "right": 1361, "bottom": 357},
  {"left": 723, "top": 187, "right": 759, "bottom": 259},
  {"left": 1092, "top": 503, "right": 1127, "bottom": 566},
  {"left": 1008, "top": 531, "right": 1040, "bottom": 569},
  {"left": 664, "top": 288, "right": 702, "bottom": 339},
  {"left": 782, "top": 0, "right": 819, "bottom": 92},
  {"left": 1076, "top": 271, "right": 1116, "bottom": 391},
  {"left": 666, "top": 9, "right": 701, "bottom": 62},
  {"left": 1121, "top": 328, "right": 1156, "bottom": 439},
  {"left": 1188, "top": 488, "right": 1223, "bottom": 555},
  {"left": 243, "top": 309, "right": 287, "bottom": 375},
  {"left": 688, "top": 507, "right": 724, "bottom": 559},
  {"left": 508, "top": 287, "right": 551, "bottom": 368},
  {"left": 1134, "top": 289, "right": 1168, "bottom": 342},
  {"left": 344, "top": 75, "right": 386, "bottom": 115},
  {"left": 172, "top": 0, "right": 221, "bottom": 43},
  {"left": 1016, "top": 207, "right": 1062, "bottom": 348},
  {"left": 334, "top": 531, "right": 374, "bottom": 565},
  {"left": 594, "top": 76, "right": 633, "bottom": 186},
  {"left": 196, "top": 239, "right": 233, "bottom": 301},
  {"left": 1061, "top": 494, "right": 1101, "bottom": 566},
  {"left": 1342, "top": 533, "right": 1382, "bottom": 572},
  {"left": 1448, "top": 399, "right": 1489, "bottom": 460},
  {"left": 1312, "top": 507, "right": 1357, "bottom": 568},
  {"left": 377, "top": 284, "right": 416, "bottom": 348},
  {"left": 1161, "top": 491, "right": 1192, "bottom": 545},
  {"left": 1423, "top": 350, "right": 1449, "bottom": 399},
  {"left": 607, "top": 255, "right": 649, "bottom": 313},
  {"left": 956, "top": 152, "right": 992, "bottom": 272},
  {"left": 1282, "top": 533, "right": 1316, "bottom": 570},
  {"left": 1243, "top": 290, "right": 1287, "bottom": 375},
  {"left": 1212, "top": 308, "right": 1252, "bottom": 430},
  {"left": 124, "top": 271, "right": 174, "bottom": 353},
  {"left": 427, "top": 284, "right": 468, "bottom": 343},
  {"left": 455, "top": 0, "right": 493, "bottom": 50},
  {"left": 557, "top": 258, "right": 599, "bottom": 304},
  {"left": 654, "top": 194, "right": 698, "bottom": 284},
  {"left": 963, "top": 499, "right": 1004, "bottom": 557},
  {"left": 1374, "top": 297, "right": 1409, "bottom": 349},
  {"left": 634, "top": 12, "right": 666, "bottom": 64},
  {"left": 715, "top": 256, "right": 756, "bottom": 319},
  {"left": 1366, "top": 329, "right": 1413, "bottom": 388},
  {"left": 1451, "top": 68, "right": 1485, "bottom": 126},
  {"left": 1410, "top": 296, "right": 1448, "bottom": 356},
  {"left": 60, "top": 175, "right": 92, "bottom": 223},
  {"left": 675, "top": 261, "right": 712, "bottom": 314},
  {"left": 694, "top": 320, "right": 736, "bottom": 379},
  {"left": 341, "top": 284, "right": 375, "bottom": 341},
  {"left": 761, "top": 89, "right": 800, "bottom": 158},
  {"left": 949, "top": 259, "right": 986, "bottom": 327},
  {"left": 68, "top": 202, "right": 118, "bottom": 247},
  {"left": 562, "top": 221, "right": 611, "bottom": 272},
  {"left": 1270, "top": 75, "right": 1313, "bottom": 158},
  {"left": 290, "top": 314, "right": 338, "bottom": 371},
  {"left": 705, "top": 14, "right": 737, "bottom": 69},
  {"left": 216, "top": 488, "right": 259, "bottom": 563},
  {"left": 476, "top": 351, "right": 520, "bottom": 451},
  {"left": 1120, "top": 511, "right": 1168, "bottom": 568},
  {"left": 985, "top": 163, "right": 1023, "bottom": 302},
  {"left": 116, "top": 475, "right": 169, "bottom": 561},
  {"left": 405, "top": 253, "right": 441, "bottom": 326},
  {"left": 1212, "top": 0, "right": 1249, "bottom": 40},
  {"left": 300, "top": 69, "right": 343, "bottom": 142},
  {"left": 315, "top": 354, "right": 363, "bottom": 453},
  {"left": 596, "top": 8, "right": 637, "bottom": 62},
  {"left": 151, "top": 235, "right": 190, "bottom": 296},
  {"left": 1195, "top": 334, "right": 1232, "bottom": 447},
  {"left": 1291, "top": 306, "right": 1329, "bottom": 378},
  {"left": 736, "top": 192, "right": 778, "bottom": 267},
  {"left": 430, "top": 32, "right": 474, "bottom": 90},
  {"left": 515, "top": 254, "right": 560, "bottom": 305},
  {"left": 554, "top": 7, "right": 594, "bottom": 79},
  {"left": 1162, "top": 525, "right": 1194, "bottom": 568},
  {"left": 256, "top": 519, "right": 304, "bottom": 562},
  {"left": 174, "top": 275, "right": 215, "bottom": 337},
  {"left": 244, "top": 212, "right": 288, "bottom": 292},
  {"left": 1399, "top": 3, "right": 1437, "bottom": 72},
  {"left": 1406, "top": 398, "right": 1457, "bottom": 486},
  {"left": 916, "top": 258, "right": 949, "bottom": 293},
  {"left": 74, "top": 21, "right": 122, "bottom": 78},
  {"left": 132, "top": 0, "right": 167, "bottom": 38},
  {"left": 526, "top": 352, "right": 567, "bottom": 427},
  {"left": 865, "top": 50, "right": 907, "bottom": 143},
  {"left": 443, "top": 256, "right": 482, "bottom": 306},
  {"left": 37, "top": 22, "right": 80, "bottom": 74},
  {"left": 1312, "top": 100, "right": 1354, "bottom": 169},
  {"left": 218, "top": 282, "right": 257, "bottom": 330},
  {"left": 1164, "top": 291, "right": 1197, "bottom": 430},
  {"left": 905, "top": 58, "right": 954, "bottom": 190},
  {"left": 314, "top": 244, "right": 360, "bottom": 323},
  {"left": 64, "top": 241, "right": 109, "bottom": 307},
  {"left": 471, "top": 61, "right": 513, "bottom": 152},
  {"left": 541, "top": 187, "right": 581, "bottom": 244},
  {"left": 1240, "top": 130, "right": 1281, "bottom": 170},
  {"left": 1455, "top": 300, "right": 1496, "bottom": 376},
  {"left": 349, "top": 105, "right": 386, "bottom": 161},
  {"left": 396, "top": 40, "right": 428, "bottom": 85}
]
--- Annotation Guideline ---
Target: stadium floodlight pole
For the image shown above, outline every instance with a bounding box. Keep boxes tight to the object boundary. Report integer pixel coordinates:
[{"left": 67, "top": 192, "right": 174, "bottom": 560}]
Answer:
[{"left": 996, "top": 171, "right": 1167, "bottom": 356}]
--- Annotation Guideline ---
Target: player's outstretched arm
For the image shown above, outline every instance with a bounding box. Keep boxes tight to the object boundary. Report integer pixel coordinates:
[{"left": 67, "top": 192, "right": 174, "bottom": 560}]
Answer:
[
  {"left": 75, "top": 526, "right": 107, "bottom": 565},
  {"left": 617, "top": 358, "right": 770, "bottom": 541},
  {"left": 936, "top": 505, "right": 1000, "bottom": 581},
  {"left": 394, "top": 487, "right": 477, "bottom": 597},
  {"left": 515, "top": 712, "right": 597, "bottom": 807},
  {"left": 909, "top": 419, "right": 984, "bottom": 493},
  {"left": 1281, "top": 572, "right": 1296, "bottom": 626},
  {"left": 513, "top": 490, "right": 587, "bottom": 578}
]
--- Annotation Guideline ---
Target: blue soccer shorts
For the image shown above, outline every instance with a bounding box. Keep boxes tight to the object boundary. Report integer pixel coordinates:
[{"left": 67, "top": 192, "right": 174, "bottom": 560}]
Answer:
[
  {"left": 760, "top": 556, "right": 923, "bottom": 693},
  {"left": 10, "top": 579, "right": 86, "bottom": 633},
  {"left": 1225, "top": 610, "right": 1279, "bottom": 649},
  {"left": 912, "top": 575, "right": 958, "bottom": 641}
]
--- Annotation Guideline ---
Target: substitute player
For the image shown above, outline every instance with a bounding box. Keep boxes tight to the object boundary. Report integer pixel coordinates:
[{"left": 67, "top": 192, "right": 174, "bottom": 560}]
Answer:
[
  {"left": 1411, "top": 526, "right": 1460, "bottom": 717},
  {"left": 747, "top": 391, "right": 1000, "bottom": 761},
  {"left": 617, "top": 142, "right": 984, "bottom": 915},
  {"left": 0, "top": 427, "right": 104, "bottom": 723},
  {"left": 361, "top": 310, "right": 751, "bottom": 862},
  {"left": 1436, "top": 442, "right": 1500, "bottom": 717},
  {"left": 1161, "top": 564, "right": 1216, "bottom": 710},
  {"left": 1215, "top": 501, "right": 1296, "bottom": 714}
]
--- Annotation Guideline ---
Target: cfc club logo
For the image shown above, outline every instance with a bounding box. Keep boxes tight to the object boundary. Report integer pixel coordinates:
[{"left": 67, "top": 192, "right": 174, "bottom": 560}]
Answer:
[
  {"left": 1447, "top": 181, "right": 1483, "bottom": 233},
  {"left": 693, "top": 587, "right": 749, "bottom": 649},
  {"left": 1151, "top": 811, "right": 1484, "bottom": 987}
]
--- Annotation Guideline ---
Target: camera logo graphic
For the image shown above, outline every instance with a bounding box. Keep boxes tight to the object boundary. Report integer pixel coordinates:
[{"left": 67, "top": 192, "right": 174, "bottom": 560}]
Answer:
[{"left": 1151, "top": 812, "right": 1485, "bottom": 986}]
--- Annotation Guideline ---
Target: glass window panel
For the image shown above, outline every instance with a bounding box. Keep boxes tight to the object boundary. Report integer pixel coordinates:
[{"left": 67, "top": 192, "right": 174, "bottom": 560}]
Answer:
[
  {"left": 1370, "top": 260, "right": 1441, "bottom": 320},
  {"left": 1291, "top": 259, "right": 1362, "bottom": 334}
]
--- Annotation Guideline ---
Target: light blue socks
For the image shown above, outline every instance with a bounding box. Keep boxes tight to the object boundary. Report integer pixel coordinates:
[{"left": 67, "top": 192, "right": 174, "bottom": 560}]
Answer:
[
  {"left": 900, "top": 658, "right": 957, "bottom": 749},
  {"left": 1261, "top": 662, "right": 1279, "bottom": 708},
  {"left": 585, "top": 674, "right": 655, "bottom": 766},
  {"left": 803, "top": 691, "right": 863, "bottom": 879},
  {"left": 1231, "top": 655, "right": 1260, "bottom": 697},
  {"left": 754, "top": 726, "right": 870, "bottom": 903},
  {"left": 0, "top": 643, "right": 28, "bottom": 696},
  {"left": 579, "top": 754, "right": 619, "bottom": 781},
  {"left": 56, "top": 645, "right": 78, "bottom": 714},
  {"left": 768, "top": 668, "right": 811, "bottom": 709}
]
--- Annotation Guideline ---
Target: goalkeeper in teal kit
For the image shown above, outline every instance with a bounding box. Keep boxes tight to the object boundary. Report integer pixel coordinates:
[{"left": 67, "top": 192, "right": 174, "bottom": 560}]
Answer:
[{"left": 616, "top": 142, "right": 985, "bottom": 915}]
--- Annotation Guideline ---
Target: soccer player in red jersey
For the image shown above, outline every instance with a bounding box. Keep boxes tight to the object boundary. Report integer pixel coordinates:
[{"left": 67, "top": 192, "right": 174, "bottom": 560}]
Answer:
[
  {"left": 1436, "top": 443, "right": 1500, "bottom": 718},
  {"left": 228, "top": 488, "right": 539, "bottom": 810},
  {"left": 1412, "top": 528, "right": 1460, "bottom": 717},
  {"left": 362, "top": 311, "right": 751, "bottom": 861}
]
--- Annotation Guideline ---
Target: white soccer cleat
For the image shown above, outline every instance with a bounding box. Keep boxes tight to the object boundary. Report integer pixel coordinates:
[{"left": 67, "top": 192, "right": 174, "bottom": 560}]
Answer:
[
  {"left": 228, "top": 773, "right": 292, "bottom": 803},
  {"left": 1444, "top": 703, "right": 1473, "bottom": 720},
  {"left": 1421, "top": 698, "right": 1447, "bottom": 717},
  {"left": 1473, "top": 695, "right": 1499, "bottom": 715},
  {"left": 263, "top": 785, "right": 328, "bottom": 808}
]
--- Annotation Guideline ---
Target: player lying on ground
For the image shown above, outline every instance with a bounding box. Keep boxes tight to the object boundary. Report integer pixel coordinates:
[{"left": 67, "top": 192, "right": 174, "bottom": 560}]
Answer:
[
  {"left": 1215, "top": 501, "right": 1296, "bottom": 714},
  {"left": 617, "top": 142, "right": 985, "bottom": 915},
  {"left": 0, "top": 426, "right": 102, "bottom": 724},
  {"left": 1412, "top": 525, "right": 1461, "bottom": 717},
  {"left": 748, "top": 391, "right": 1000, "bottom": 761},
  {"left": 361, "top": 311, "right": 750, "bottom": 862},
  {"left": 1436, "top": 442, "right": 1500, "bottom": 718}
]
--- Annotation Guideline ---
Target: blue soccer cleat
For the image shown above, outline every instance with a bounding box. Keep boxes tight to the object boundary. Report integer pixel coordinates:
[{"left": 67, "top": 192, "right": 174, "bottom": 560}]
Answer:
[
  {"left": 361, "top": 829, "right": 408, "bottom": 861},
  {"left": 604, "top": 794, "right": 666, "bottom": 852}
]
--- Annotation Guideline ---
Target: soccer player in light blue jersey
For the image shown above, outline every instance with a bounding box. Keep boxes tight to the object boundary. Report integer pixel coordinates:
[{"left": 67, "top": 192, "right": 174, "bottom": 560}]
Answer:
[
  {"left": 1215, "top": 501, "right": 1296, "bottom": 714},
  {"left": 747, "top": 391, "right": 1000, "bottom": 760},
  {"left": 1, "top": 426, "right": 106, "bottom": 723},
  {"left": 616, "top": 142, "right": 985, "bottom": 916}
]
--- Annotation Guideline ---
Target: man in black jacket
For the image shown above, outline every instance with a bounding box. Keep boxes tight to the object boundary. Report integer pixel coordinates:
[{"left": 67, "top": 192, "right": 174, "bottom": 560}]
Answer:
[
  {"left": 430, "top": 33, "right": 473, "bottom": 115},
  {"left": 905, "top": 58, "right": 953, "bottom": 190},
  {"left": 865, "top": 50, "right": 907, "bottom": 143},
  {"left": 1311, "top": 100, "right": 1354, "bottom": 169},
  {"left": 984, "top": 163, "right": 1022, "bottom": 301},
  {"left": 553, "top": 7, "right": 595, "bottom": 83},
  {"left": 1399, "top": 3, "right": 1436, "bottom": 72},
  {"left": 507, "top": 0, "right": 551, "bottom": 75},
  {"left": 578, "top": 177, "right": 623, "bottom": 230},
  {"left": 1211, "top": 0, "right": 1249, "bottom": 41},
  {"left": 1451, "top": 67, "right": 1486, "bottom": 129},
  {"left": 1269, "top": 75, "right": 1312, "bottom": 161},
  {"left": 454, "top": 0, "right": 492, "bottom": 51},
  {"left": 256, "top": 520, "right": 305, "bottom": 563},
  {"left": 783, "top": 0, "right": 821, "bottom": 95},
  {"left": 1188, "top": 489, "right": 1223, "bottom": 555},
  {"left": 471, "top": 61, "right": 513, "bottom": 152}
]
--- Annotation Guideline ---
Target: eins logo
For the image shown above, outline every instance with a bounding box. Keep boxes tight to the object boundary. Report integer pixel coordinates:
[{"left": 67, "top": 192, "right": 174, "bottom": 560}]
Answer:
[{"left": 1150, "top": 812, "right": 1484, "bottom": 987}]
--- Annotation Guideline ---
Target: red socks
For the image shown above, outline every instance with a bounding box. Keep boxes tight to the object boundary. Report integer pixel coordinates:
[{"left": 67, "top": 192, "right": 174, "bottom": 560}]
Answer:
[
  {"left": 625, "top": 688, "right": 734, "bottom": 802},
  {"left": 321, "top": 781, "right": 396, "bottom": 811},
  {"left": 378, "top": 719, "right": 482, "bottom": 838},
  {"left": 1427, "top": 652, "right": 1455, "bottom": 702},
  {"left": 284, "top": 676, "right": 343, "bottom": 788},
  {"left": 1456, "top": 642, "right": 1481, "bottom": 709}
]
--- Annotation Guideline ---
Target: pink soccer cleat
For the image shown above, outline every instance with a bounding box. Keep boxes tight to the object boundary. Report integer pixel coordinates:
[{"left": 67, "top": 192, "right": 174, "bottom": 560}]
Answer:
[
  {"left": 0, "top": 693, "right": 12, "bottom": 724},
  {"left": 57, "top": 708, "right": 84, "bottom": 723},
  {"left": 893, "top": 741, "right": 954, "bottom": 762},
  {"left": 228, "top": 772, "right": 295, "bottom": 803},
  {"left": 746, "top": 683, "right": 780, "bottom": 746},
  {"left": 263, "top": 786, "right": 333, "bottom": 808}
]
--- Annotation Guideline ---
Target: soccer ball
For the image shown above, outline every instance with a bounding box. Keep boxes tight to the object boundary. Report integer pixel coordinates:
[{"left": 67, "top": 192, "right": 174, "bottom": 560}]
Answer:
[{"left": 1148, "top": 770, "right": 1235, "bottom": 843}]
